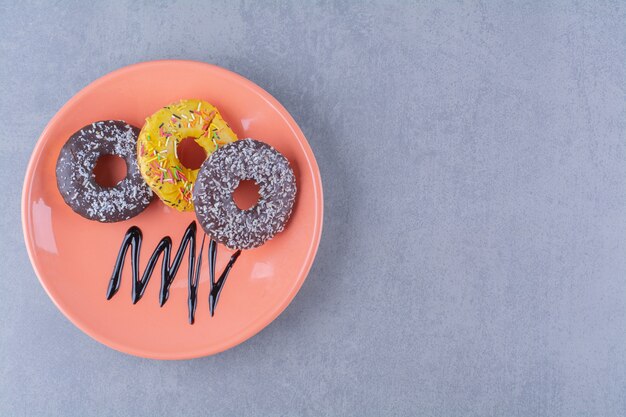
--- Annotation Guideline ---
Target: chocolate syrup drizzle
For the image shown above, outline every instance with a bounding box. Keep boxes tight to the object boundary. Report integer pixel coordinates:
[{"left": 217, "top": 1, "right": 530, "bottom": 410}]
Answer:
[
  {"left": 208, "top": 240, "right": 241, "bottom": 316},
  {"left": 106, "top": 221, "right": 240, "bottom": 324}
]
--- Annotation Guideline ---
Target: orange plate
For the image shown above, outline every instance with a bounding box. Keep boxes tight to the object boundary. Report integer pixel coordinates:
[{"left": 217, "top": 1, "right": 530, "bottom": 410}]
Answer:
[{"left": 21, "top": 61, "right": 323, "bottom": 359}]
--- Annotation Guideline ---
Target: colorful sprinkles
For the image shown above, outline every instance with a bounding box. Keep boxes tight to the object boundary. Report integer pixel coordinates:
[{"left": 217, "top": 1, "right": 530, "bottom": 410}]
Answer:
[{"left": 136, "top": 99, "right": 238, "bottom": 212}]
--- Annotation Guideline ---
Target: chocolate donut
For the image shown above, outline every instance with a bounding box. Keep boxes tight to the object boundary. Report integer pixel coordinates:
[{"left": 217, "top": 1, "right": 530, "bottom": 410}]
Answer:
[
  {"left": 193, "top": 139, "right": 297, "bottom": 249},
  {"left": 56, "top": 120, "right": 153, "bottom": 222}
]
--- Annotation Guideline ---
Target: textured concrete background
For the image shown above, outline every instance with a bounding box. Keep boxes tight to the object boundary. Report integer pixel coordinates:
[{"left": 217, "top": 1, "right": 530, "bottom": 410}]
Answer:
[{"left": 1, "top": 1, "right": 625, "bottom": 416}]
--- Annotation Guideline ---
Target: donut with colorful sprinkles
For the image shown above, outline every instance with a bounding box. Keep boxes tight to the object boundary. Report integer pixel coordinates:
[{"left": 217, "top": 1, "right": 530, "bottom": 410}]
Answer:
[{"left": 137, "top": 99, "right": 238, "bottom": 212}]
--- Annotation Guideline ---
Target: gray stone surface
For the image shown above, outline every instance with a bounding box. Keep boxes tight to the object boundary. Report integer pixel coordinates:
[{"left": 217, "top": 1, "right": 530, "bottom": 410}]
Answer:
[{"left": 1, "top": 1, "right": 625, "bottom": 416}]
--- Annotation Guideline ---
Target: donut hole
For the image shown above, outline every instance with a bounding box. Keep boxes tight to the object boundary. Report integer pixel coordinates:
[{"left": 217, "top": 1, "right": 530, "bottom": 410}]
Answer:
[
  {"left": 233, "top": 180, "right": 261, "bottom": 210},
  {"left": 93, "top": 154, "right": 127, "bottom": 187},
  {"left": 177, "top": 137, "right": 207, "bottom": 170}
]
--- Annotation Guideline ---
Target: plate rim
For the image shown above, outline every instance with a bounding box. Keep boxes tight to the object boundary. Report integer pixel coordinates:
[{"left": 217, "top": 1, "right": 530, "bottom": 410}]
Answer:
[{"left": 21, "top": 60, "right": 324, "bottom": 359}]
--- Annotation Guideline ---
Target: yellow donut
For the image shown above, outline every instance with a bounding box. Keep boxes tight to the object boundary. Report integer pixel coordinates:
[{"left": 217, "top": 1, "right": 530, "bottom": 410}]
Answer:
[{"left": 137, "top": 99, "right": 238, "bottom": 211}]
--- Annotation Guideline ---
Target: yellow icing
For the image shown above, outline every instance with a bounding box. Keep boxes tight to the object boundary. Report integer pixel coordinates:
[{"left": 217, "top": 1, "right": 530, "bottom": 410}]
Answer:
[{"left": 137, "top": 99, "right": 238, "bottom": 211}]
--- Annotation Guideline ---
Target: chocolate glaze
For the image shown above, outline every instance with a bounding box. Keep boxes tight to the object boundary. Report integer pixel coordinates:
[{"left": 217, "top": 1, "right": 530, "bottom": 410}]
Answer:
[
  {"left": 194, "top": 139, "right": 297, "bottom": 250},
  {"left": 56, "top": 120, "right": 153, "bottom": 222},
  {"left": 106, "top": 221, "right": 241, "bottom": 323}
]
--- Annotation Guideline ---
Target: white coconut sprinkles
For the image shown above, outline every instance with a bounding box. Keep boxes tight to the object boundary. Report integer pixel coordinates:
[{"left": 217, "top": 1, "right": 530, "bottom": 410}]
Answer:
[
  {"left": 55, "top": 120, "right": 153, "bottom": 222},
  {"left": 193, "top": 139, "right": 297, "bottom": 249}
]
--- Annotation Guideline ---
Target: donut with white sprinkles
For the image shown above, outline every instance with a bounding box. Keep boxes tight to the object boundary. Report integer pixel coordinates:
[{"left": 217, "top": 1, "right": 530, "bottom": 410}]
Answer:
[
  {"left": 56, "top": 120, "right": 153, "bottom": 222},
  {"left": 193, "top": 139, "right": 297, "bottom": 249}
]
